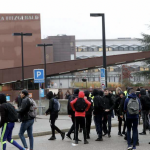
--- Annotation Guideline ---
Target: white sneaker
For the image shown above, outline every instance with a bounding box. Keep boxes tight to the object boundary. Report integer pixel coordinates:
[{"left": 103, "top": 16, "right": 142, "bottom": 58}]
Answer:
[
  {"left": 127, "top": 147, "right": 132, "bottom": 150},
  {"left": 72, "top": 143, "right": 78, "bottom": 146}
]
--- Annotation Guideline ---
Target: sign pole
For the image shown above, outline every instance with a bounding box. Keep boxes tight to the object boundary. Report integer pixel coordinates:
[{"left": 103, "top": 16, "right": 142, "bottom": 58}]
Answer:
[
  {"left": 39, "top": 83, "right": 42, "bottom": 115},
  {"left": 34, "top": 69, "right": 45, "bottom": 115}
]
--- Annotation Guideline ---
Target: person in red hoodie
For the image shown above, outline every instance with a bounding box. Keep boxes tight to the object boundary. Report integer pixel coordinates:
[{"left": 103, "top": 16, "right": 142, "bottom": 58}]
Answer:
[{"left": 70, "top": 91, "right": 91, "bottom": 146}]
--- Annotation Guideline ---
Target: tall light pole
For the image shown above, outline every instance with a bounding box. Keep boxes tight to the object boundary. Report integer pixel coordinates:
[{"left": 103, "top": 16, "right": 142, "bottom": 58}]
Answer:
[
  {"left": 90, "top": 13, "right": 107, "bottom": 87},
  {"left": 37, "top": 44, "right": 53, "bottom": 94},
  {"left": 13, "top": 32, "right": 32, "bottom": 89}
]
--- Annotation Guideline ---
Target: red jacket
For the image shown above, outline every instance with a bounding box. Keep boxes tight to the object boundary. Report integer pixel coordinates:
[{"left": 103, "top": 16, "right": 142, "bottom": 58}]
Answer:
[{"left": 70, "top": 91, "right": 91, "bottom": 117}]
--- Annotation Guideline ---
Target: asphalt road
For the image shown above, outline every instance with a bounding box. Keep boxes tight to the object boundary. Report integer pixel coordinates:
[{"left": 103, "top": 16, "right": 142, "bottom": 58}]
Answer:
[{"left": 7, "top": 125, "right": 150, "bottom": 150}]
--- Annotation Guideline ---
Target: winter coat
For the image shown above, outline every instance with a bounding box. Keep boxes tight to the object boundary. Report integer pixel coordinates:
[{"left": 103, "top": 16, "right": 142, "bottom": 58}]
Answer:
[
  {"left": 115, "top": 96, "right": 126, "bottom": 116},
  {"left": 70, "top": 91, "right": 91, "bottom": 117},
  {"left": 17, "top": 96, "right": 32, "bottom": 122},
  {"left": 140, "top": 89, "right": 150, "bottom": 111},
  {"left": 102, "top": 93, "right": 115, "bottom": 112}
]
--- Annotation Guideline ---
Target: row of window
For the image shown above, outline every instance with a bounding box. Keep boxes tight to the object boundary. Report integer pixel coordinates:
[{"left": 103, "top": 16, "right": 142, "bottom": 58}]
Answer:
[
  {"left": 75, "top": 76, "right": 147, "bottom": 82},
  {"left": 80, "top": 67, "right": 149, "bottom": 73},
  {"left": 76, "top": 46, "right": 146, "bottom": 52},
  {"left": 0, "top": 80, "right": 40, "bottom": 91}
]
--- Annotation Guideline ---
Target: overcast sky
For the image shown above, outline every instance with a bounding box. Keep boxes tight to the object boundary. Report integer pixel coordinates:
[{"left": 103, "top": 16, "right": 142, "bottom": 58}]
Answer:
[{"left": 1, "top": 0, "right": 150, "bottom": 39}]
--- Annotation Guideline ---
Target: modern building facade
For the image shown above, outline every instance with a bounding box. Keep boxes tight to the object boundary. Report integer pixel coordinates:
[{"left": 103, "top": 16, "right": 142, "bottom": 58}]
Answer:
[
  {"left": 0, "top": 14, "right": 42, "bottom": 69},
  {"left": 48, "top": 38, "right": 149, "bottom": 89},
  {"left": 0, "top": 13, "right": 149, "bottom": 100},
  {"left": 42, "top": 35, "right": 76, "bottom": 63}
]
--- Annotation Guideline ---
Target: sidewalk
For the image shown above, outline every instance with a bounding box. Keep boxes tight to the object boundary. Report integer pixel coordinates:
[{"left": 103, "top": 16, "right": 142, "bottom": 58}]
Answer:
[{"left": 8, "top": 115, "right": 122, "bottom": 139}]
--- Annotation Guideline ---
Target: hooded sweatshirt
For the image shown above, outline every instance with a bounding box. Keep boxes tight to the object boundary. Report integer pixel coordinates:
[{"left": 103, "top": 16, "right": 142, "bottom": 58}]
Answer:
[
  {"left": 0, "top": 94, "right": 7, "bottom": 127},
  {"left": 92, "top": 89, "right": 104, "bottom": 115},
  {"left": 70, "top": 91, "right": 91, "bottom": 117},
  {"left": 67, "top": 89, "right": 79, "bottom": 115},
  {"left": 124, "top": 93, "right": 141, "bottom": 119}
]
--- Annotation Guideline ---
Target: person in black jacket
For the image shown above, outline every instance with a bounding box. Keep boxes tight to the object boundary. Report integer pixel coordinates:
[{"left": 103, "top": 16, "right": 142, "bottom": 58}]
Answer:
[
  {"left": 17, "top": 89, "right": 34, "bottom": 150},
  {"left": 93, "top": 89, "right": 104, "bottom": 141},
  {"left": 45, "top": 91, "right": 65, "bottom": 140},
  {"left": 15, "top": 93, "right": 22, "bottom": 121},
  {"left": 102, "top": 88, "right": 115, "bottom": 138},
  {"left": 0, "top": 93, "right": 25, "bottom": 150},
  {"left": 139, "top": 88, "right": 150, "bottom": 135},
  {"left": 99, "top": 90, "right": 104, "bottom": 97},
  {"left": 66, "top": 89, "right": 80, "bottom": 140},
  {"left": 84, "top": 90, "right": 93, "bottom": 139},
  {"left": 115, "top": 92, "right": 126, "bottom": 136}
]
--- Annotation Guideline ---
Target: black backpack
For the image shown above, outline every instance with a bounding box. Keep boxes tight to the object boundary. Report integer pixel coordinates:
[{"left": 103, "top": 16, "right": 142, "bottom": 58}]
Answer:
[
  {"left": 74, "top": 98, "right": 87, "bottom": 112},
  {"left": 2, "top": 103, "right": 18, "bottom": 122}
]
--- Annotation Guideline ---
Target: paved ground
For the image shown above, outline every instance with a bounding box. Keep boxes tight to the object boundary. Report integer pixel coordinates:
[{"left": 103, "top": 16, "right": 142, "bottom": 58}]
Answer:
[
  {"left": 7, "top": 125, "right": 150, "bottom": 150},
  {"left": 11, "top": 115, "right": 120, "bottom": 138}
]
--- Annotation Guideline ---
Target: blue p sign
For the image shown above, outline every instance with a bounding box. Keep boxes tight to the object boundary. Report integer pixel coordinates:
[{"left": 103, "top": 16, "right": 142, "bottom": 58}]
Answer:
[
  {"left": 100, "top": 68, "right": 105, "bottom": 78},
  {"left": 34, "top": 69, "right": 44, "bottom": 83}
]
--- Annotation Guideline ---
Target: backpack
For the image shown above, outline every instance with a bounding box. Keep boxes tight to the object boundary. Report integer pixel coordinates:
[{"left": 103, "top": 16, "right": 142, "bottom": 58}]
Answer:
[
  {"left": 74, "top": 98, "right": 87, "bottom": 112},
  {"left": 28, "top": 98, "right": 37, "bottom": 118},
  {"left": 53, "top": 98, "right": 61, "bottom": 112},
  {"left": 2, "top": 103, "right": 18, "bottom": 122},
  {"left": 127, "top": 98, "right": 139, "bottom": 115}
]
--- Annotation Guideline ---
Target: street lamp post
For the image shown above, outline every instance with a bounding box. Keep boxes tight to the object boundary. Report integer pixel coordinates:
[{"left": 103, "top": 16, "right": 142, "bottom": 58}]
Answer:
[
  {"left": 13, "top": 32, "right": 32, "bottom": 89},
  {"left": 90, "top": 13, "right": 107, "bottom": 87},
  {"left": 37, "top": 44, "right": 53, "bottom": 94}
]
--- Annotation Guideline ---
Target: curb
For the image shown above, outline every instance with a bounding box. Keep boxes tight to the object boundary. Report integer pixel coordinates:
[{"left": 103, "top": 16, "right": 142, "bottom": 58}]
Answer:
[{"left": 12, "top": 123, "right": 118, "bottom": 139}]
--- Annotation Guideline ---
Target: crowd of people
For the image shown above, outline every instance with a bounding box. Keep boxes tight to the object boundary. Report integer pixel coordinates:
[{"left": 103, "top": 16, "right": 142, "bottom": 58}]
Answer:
[
  {"left": 46, "top": 87, "right": 150, "bottom": 150},
  {"left": 0, "top": 87, "right": 150, "bottom": 150},
  {"left": 0, "top": 90, "right": 34, "bottom": 150}
]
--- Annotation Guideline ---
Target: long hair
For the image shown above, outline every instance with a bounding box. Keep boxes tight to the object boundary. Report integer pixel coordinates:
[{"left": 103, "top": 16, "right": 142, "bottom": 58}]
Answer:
[{"left": 116, "top": 87, "right": 122, "bottom": 96}]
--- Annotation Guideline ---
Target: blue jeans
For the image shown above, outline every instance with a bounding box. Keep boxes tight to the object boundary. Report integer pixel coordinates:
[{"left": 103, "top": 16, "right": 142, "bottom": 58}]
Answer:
[
  {"left": 19, "top": 119, "right": 34, "bottom": 149},
  {"left": 1, "top": 123, "right": 24, "bottom": 150},
  {"left": 94, "top": 114, "right": 103, "bottom": 138},
  {"left": 126, "top": 118, "right": 138, "bottom": 148}
]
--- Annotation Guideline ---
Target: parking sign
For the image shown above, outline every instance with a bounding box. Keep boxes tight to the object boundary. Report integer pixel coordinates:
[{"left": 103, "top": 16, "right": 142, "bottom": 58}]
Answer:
[
  {"left": 34, "top": 69, "right": 44, "bottom": 83},
  {"left": 100, "top": 68, "right": 105, "bottom": 78},
  {"left": 100, "top": 68, "right": 106, "bottom": 89}
]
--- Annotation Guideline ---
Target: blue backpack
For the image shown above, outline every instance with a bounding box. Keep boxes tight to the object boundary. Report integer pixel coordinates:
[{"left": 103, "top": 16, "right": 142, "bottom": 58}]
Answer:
[{"left": 53, "top": 99, "right": 61, "bottom": 112}]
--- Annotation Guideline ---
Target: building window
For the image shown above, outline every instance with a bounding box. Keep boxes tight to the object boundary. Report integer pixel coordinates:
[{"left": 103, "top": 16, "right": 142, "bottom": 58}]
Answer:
[
  {"left": 118, "top": 47, "right": 124, "bottom": 51},
  {"left": 79, "top": 48, "right": 83, "bottom": 52},
  {"left": 129, "top": 47, "right": 134, "bottom": 51},
  {"left": 110, "top": 67, "right": 114, "bottom": 72},
  {"left": 99, "top": 48, "right": 102, "bottom": 51},
  {"left": 70, "top": 42, "right": 74, "bottom": 47},
  {"left": 108, "top": 48, "right": 112, "bottom": 51},
  {"left": 94, "top": 69, "right": 99, "bottom": 72},
  {"left": 140, "top": 67, "right": 144, "bottom": 71}
]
